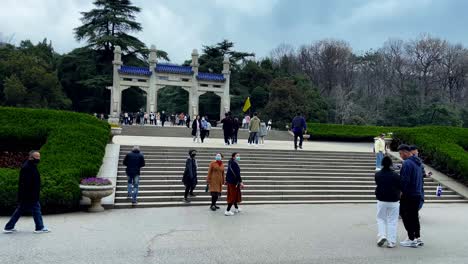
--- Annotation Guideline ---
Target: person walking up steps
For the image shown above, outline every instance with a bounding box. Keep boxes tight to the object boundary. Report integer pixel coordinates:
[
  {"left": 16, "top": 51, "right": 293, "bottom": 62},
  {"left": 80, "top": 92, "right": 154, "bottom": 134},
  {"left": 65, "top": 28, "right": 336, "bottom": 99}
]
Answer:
[
  {"left": 123, "top": 146, "right": 145, "bottom": 205},
  {"left": 398, "top": 144, "right": 424, "bottom": 248},
  {"left": 374, "top": 133, "right": 387, "bottom": 171},
  {"left": 183, "top": 150, "right": 198, "bottom": 203},
  {"left": 225, "top": 153, "right": 243, "bottom": 216},
  {"left": 248, "top": 112, "right": 260, "bottom": 147},
  {"left": 291, "top": 113, "right": 307, "bottom": 150},
  {"left": 375, "top": 156, "right": 401, "bottom": 248},
  {"left": 207, "top": 153, "right": 225, "bottom": 211},
  {"left": 3, "top": 150, "right": 50, "bottom": 234}
]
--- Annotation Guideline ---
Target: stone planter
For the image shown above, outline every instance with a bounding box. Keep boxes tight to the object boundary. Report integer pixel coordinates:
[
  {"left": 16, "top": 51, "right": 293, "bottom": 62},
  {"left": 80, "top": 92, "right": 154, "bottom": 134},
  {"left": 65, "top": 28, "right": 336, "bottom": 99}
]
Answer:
[
  {"left": 80, "top": 185, "right": 114, "bottom": 212},
  {"left": 111, "top": 127, "right": 122, "bottom": 136}
]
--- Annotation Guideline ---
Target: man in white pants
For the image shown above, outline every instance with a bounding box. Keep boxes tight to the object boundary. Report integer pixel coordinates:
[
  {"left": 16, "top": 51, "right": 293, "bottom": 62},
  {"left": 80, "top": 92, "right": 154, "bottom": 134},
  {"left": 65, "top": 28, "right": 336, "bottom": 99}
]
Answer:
[{"left": 374, "top": 156, "right": 401, "bottom": 248}]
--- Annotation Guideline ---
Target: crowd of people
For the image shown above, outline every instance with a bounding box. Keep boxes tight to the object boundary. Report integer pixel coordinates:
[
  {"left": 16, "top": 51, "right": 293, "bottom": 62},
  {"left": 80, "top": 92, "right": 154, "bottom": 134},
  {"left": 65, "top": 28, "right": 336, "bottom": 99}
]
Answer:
[
  {"left": 2, "top": 110, "right": 432, "bottom": 251},
  {"left": 220, "top": 112, "right": 270, "bottom": 147},
  {"left": 119, "top": 111, "right": 196, "bottom": 127}
]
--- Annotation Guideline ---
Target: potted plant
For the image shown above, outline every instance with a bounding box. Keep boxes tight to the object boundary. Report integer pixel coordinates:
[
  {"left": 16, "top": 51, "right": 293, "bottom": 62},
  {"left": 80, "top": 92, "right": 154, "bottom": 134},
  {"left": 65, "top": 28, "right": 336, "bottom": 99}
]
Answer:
[
  {"left": 79, "top": 178, "right": 114, "bottom": 212},
  {"left": 110, "top": 123, "right": 122, "bottom": 136}
]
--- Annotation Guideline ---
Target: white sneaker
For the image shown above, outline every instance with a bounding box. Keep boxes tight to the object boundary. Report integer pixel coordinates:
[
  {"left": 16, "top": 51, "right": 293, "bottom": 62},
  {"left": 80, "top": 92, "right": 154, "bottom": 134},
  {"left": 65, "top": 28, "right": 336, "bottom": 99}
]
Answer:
[
  {"left": 224, "top": 211, "right": 234, "bottom": 216},
  {"left": 3, "top": 228, "right": 17, "bottom": 234},
  {"left": 416, "top": 238, "right": 424, "bottom": 247},
  {"left": 375, "top": 168, "right": 381, "bottom": 171},
  {"left": 234, "top": 208, "right": 242, "bottom": 213},
  {"left": 387, "top": 242, "right": 396, "bottom": 248},
  {"left": 400, "top": 239, "right": 418, "bottom": 248},
  {"left": 377, "top": 237, "right": 387, "bottom": 247},
  {"left": 34, "top": 227, "right": 51, "bottom": 234}
]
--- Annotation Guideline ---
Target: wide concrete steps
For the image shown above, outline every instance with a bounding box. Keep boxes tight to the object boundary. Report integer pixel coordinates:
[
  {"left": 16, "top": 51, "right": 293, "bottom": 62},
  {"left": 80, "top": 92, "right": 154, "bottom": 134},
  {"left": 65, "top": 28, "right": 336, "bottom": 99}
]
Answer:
[
  {"left": 121, "top": 125, "right": 292, "bottom": 141},
  {"left": 113, "top": 199, "right": 467, "bottom": 209},
  {"left": 113, "top": 146, "right": 467, "bottom": 209}
]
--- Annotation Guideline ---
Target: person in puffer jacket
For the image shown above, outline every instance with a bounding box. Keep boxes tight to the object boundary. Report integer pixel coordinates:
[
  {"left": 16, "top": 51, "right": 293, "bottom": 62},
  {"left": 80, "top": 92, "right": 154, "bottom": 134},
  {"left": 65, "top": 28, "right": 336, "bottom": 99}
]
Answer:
[{"left": 397, "top": 144, "right": 424, "bottom": 248}]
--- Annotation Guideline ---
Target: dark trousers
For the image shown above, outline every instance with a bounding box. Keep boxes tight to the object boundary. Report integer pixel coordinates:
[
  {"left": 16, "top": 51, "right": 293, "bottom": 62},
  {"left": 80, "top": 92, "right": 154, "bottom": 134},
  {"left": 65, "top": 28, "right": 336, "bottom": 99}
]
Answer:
[
  {"left": 201, "top": 129, "right": 207, "bottom": 143},
  {"left": 400, "top": 196, "right": 421, "bottom": 240},
  {"left": 184, "top": 185, "right": 196, "bottom": 199},
  {"left": 211, "top": 192, "right": 219, "bottom": 207},
  {"left": 232, "top": 130, "right": 238, "bottom": 144},
  {"left": 161, "top": 120, "right": 165, "bottom": 127},
  {"left": 294, "top": 130, "right": 304, "bottom": 149},
  {"left": 5, "top": 202, "right": 44, "bottom": 231},
  {"left": 223, "top": 130, "right": 231, "bottom": 145},
  {"left": 248, "top": 132, "right": 258, "bottom": 144},
  {"left": 206, "top": 130, "right": 210, "bottom": 138},
  {"left": 227, "top": 203, "right": 238, "bottom": 211}
]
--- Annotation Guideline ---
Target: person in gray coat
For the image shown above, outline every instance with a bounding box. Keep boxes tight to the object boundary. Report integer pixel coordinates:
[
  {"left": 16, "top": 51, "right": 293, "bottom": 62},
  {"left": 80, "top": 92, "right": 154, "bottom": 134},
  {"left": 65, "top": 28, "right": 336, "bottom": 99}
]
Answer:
[{"left": 259, "top": 122, "right": 267, "bottom": 145}]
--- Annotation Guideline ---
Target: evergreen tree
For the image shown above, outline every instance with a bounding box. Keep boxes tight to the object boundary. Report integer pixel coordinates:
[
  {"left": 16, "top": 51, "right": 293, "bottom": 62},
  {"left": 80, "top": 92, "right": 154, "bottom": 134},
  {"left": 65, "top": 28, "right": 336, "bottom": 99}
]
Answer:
[{"left": 74, "top": 0, "right": 145, "bottom": 60}]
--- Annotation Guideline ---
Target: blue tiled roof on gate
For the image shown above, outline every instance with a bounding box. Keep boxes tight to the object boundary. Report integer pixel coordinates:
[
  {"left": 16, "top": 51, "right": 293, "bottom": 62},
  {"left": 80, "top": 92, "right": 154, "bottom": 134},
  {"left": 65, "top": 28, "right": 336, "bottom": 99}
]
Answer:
[
  {"left": 119, "top": 65, "right": 152, "bottom": 76},
  {"left": 155, "top": 63, "right": 193, "bottom": 75},
  {"left": 197, "top": 72, "right": 226, "bottom": 82}
]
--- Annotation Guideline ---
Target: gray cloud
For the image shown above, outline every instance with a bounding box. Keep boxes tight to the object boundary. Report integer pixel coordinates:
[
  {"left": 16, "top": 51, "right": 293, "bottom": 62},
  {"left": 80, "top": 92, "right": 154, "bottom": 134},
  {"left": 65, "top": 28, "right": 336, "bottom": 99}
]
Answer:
[{"left": 1, "top": 0, "right": 468, "bottom": 63}]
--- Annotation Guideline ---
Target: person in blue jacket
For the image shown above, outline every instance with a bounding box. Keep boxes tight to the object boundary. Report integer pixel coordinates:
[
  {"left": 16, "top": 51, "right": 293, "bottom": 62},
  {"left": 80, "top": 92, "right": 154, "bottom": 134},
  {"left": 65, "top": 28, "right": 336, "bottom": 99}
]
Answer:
[
  {"left": 291, "top": 113, "right": 307, "bottom": 150},
  {"left": 398, "top": 144, "right": 424, "bottom": 248}
]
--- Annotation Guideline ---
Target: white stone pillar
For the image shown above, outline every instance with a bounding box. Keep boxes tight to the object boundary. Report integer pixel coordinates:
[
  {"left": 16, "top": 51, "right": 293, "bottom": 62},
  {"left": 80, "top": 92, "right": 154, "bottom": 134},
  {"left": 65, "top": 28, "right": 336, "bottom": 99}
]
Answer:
[
  {"left": 112, "top": 46, "right": 123, "bottom": 116},
  {"left": 191, "top": 49, "right": 199, "bottom": 75},
  {"left": 148, "top": 45, "right": 157, "bottom": 113},
  {"left": 222, "top": 55, "right": 231, "bottom": 119}
]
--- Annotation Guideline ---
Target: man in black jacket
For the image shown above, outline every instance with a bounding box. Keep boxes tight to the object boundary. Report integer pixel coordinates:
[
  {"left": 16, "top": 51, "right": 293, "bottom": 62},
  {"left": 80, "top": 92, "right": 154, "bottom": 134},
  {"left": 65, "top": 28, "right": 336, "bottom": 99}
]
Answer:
[
  {"left": 123, "top": 146, "right": 146, "bottom": 205},
  {"left": 221, "top": 113, "right": 233, "bottom": 145},
  {"left": 3, "top": 150, "right": 50, "bottom": 234}
]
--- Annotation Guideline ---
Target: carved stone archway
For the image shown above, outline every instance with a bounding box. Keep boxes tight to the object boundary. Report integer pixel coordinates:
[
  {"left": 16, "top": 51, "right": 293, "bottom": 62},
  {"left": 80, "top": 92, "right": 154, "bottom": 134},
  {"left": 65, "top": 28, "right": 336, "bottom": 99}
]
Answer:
[{"left": 108, "top": 45, "right": 230, "bottom": 122}]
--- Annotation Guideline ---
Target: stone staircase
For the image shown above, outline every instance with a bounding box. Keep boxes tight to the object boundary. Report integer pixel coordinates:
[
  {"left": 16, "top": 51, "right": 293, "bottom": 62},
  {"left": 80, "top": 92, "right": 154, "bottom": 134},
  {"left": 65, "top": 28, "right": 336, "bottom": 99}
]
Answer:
[{"left": 113, "top": 145, "right": 466, "bottom": 208}]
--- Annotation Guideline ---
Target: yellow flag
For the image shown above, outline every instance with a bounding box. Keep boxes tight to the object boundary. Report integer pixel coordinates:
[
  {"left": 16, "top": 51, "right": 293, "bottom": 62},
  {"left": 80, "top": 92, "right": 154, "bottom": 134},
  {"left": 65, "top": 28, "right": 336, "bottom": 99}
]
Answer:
[{"left": 242, "top": 97, "right": 251, "bottom": 112}]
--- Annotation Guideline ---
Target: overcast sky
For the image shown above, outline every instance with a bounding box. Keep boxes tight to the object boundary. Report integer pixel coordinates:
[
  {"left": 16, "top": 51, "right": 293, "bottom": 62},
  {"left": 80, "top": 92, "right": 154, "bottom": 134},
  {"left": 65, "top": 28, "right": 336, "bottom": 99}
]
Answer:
[{"left": 1, "top": 0, "right": 467, "bottom": 63}]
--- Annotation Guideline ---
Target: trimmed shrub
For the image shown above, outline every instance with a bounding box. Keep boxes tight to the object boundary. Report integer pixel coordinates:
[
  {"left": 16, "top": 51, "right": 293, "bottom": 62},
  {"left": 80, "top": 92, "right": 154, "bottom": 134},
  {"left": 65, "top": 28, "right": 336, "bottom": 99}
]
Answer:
[
  {"left": 0, "top": 107, "right": 109, "bottom": 214},
  {"left": 307, "top": 123, "right": 468, "bottom": 183},
  {"left": 307, "top": 123, "right": 396, "bottom": 142}
]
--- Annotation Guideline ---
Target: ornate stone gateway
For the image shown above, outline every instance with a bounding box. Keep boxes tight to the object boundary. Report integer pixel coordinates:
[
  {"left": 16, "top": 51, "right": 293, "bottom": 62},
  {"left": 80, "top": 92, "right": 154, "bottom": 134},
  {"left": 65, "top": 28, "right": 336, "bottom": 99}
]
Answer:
[{"left": 108, "top": 45, "right": 230, "bottom": 121}]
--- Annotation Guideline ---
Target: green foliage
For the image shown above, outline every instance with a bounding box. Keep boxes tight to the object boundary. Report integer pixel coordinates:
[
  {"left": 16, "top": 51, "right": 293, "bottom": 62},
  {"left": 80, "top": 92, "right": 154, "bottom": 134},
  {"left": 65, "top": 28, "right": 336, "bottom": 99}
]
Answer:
[
  {"left": 199, "top": 92, "right": 220, "bottom": 120},
  {"left": 307, "top": 123, "right": 395, "bottom": 141},
  {"left": 0, "top": 42, "right": 71, "bottom": 109},
  {"left": 394, "top": 127, "right": 468, "bottom": 182},
  {"left": 264, "top": 76, "right": 328, "bottom": 128},
  {"left": 307, "top": 123, "right": 468, "bottom": 182},
  {"left": 122, "top": 87, "right": 146, "bottom": 112},
  {"left": 74, "top": 0, "right": 145, "bottom": 57},
  {"left": 0, "top": 107, "right": 109, "bottom": 214},
  {"left": 157, "top": 87, "right": 188, "bottom": 114},
  {"left": 3, "top": 75, "right": 27, "bottom": 106}
]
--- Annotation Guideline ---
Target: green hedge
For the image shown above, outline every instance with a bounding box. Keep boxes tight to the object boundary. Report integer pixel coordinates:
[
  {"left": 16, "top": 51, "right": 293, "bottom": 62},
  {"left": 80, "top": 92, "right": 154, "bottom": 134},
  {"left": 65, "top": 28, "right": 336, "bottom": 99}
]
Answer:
[
  {"left": 393, "top": 126, "right": 468, "bottom": 182},
  {"left": 0, "top": 107, "right": 109, "bottom": 214},
  {"left": 307, "top": 123, "right": 468, "bottom": 182},
  {"left": 307, "top": 123, "right": 397, "bottom": 142}
]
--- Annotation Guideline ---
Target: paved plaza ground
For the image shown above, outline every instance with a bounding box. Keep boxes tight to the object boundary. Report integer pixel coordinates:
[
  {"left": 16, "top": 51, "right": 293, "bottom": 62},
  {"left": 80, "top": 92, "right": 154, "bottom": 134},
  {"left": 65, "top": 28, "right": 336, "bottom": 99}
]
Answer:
[
  {"left": 113, "top": 135, "right": 373, "bottom": 153},
  {"left": 2, "top": 203, "right": 468, "bottom": 264}
]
